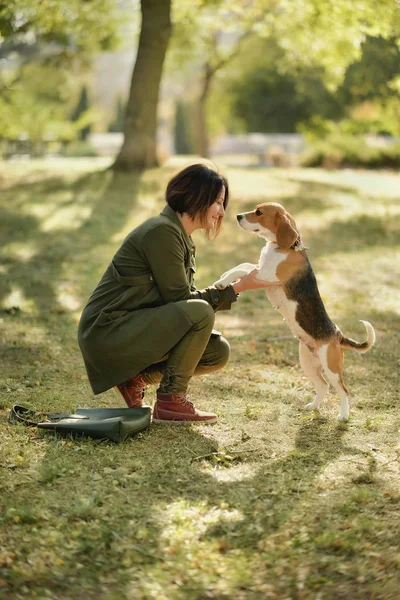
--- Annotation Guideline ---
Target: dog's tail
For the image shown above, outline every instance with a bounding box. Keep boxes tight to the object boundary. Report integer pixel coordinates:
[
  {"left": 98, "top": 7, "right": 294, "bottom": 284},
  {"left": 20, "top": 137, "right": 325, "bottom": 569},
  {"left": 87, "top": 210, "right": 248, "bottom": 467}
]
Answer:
[{"left": 340, "top": 320, "right": 376, "bottom": 353}]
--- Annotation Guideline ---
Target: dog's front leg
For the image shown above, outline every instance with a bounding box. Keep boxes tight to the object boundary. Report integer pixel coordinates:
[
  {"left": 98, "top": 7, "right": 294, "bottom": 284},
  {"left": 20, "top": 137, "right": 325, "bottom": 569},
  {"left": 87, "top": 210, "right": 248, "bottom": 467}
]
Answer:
[{"left": 214, "top": 263, "right": 257, "bottom": 290}]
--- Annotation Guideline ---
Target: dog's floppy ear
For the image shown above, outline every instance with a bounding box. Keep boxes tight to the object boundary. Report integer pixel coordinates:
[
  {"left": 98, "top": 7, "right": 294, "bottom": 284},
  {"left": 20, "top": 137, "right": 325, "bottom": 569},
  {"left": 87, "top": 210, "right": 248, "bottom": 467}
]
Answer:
[{"left": 275, "top": 212, "right": 298, "bottom": 249}]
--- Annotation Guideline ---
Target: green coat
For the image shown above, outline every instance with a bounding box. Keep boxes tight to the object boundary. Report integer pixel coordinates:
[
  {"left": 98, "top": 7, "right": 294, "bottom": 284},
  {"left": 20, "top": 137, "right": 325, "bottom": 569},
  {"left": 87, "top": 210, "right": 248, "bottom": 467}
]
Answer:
[{"left": 78, "top": 205, "right": 237, "bottom": 394}]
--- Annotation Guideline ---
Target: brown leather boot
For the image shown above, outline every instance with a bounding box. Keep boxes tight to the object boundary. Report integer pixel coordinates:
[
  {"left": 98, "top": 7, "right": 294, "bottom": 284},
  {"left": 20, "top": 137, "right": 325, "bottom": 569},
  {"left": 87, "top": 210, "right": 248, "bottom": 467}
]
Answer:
[
  {"left": 116, "top": 374, "right": 147, "bottom": 408},
  {"left": 152, "top": 391, "right": 217, "bottom": 423}
]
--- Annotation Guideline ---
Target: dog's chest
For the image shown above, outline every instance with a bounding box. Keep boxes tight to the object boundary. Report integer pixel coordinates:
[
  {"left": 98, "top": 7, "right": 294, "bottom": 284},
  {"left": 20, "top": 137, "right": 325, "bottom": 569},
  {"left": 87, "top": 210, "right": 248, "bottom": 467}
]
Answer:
[
  {"left": 259, "top": 244, "right": 312, "bottom": 343},
  {"left": 258, "top": 243, "right": 286, "bottom": 281}
]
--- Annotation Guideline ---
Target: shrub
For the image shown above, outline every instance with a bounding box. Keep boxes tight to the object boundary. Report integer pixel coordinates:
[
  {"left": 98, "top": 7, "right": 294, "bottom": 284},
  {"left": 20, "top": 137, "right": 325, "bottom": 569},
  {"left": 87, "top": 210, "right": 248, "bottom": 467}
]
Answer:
[
  {"left": 61, "top": 142, "right": 98, "bottom": 158},
  {"left": 174, "top": 100, "right": 196, "bottom": 155},
  {"left": 300, "top": 135, "right": 400, "bottom": 169}
]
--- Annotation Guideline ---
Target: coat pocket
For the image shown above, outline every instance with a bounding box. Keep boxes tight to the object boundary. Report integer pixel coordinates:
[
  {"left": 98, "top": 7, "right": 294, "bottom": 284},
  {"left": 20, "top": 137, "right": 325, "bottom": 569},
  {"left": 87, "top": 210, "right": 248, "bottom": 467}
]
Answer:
[
  {"left": 111, "top": 261, "right": 155, "bottom": 287},
  {"left": 96, "top": 310, "right": 128, "bottom": 326},
  {"left": 108, "top": 310, "right": 128, "bottom": 321},
  {"left": 109, "top": 262, "right": 161, "bottom": 309}
]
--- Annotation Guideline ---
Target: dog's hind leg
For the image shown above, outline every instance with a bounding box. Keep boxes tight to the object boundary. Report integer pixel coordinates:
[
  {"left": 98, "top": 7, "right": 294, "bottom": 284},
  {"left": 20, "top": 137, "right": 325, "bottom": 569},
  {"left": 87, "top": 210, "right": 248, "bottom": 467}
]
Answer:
[
  {"left": 319, "top": 343, "right": 350, "bottom": 421},
  {"left": 299, "top": 342, "right": 329, "bottom": 412}
]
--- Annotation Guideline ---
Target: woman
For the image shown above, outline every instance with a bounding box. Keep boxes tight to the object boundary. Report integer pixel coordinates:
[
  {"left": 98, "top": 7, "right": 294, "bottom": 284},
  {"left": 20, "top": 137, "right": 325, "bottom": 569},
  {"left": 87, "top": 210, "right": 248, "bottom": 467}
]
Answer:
[{"left": 78, "top": 163, "right": 275, "bottom": 423}]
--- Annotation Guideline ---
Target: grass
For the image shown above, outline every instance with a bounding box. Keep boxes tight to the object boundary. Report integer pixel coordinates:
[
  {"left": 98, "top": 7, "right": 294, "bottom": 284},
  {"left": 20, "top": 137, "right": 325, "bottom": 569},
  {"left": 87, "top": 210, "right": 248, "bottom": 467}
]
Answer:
[{"left": 1, "top": 158, "right": 400, "bottom": 599}]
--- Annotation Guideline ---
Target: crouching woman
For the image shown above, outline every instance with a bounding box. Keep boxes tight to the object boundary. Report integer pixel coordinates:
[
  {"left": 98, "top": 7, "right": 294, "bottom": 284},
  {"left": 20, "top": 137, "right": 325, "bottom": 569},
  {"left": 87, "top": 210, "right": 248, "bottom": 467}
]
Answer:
[{"left": 78, "top": 163, "right": 271, "bottom": 423}]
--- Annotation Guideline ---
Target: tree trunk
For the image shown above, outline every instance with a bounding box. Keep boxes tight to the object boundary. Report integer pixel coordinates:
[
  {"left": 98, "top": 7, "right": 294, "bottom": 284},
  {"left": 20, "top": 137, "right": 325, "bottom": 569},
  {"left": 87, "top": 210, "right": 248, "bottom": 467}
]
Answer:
[
  {"left": 194, "top": 32, "right": 252, "bottom": 159},
  {"left": 113, "top": 0, "right": 171, "bottom": 171}
]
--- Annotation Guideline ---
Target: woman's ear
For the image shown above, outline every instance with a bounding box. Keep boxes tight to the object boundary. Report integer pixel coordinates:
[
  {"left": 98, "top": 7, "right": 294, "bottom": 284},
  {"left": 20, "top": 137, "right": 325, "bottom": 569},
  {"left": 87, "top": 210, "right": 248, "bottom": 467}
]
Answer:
[{"left": 275, "top": 213, "right": 298, "bottom": 249}]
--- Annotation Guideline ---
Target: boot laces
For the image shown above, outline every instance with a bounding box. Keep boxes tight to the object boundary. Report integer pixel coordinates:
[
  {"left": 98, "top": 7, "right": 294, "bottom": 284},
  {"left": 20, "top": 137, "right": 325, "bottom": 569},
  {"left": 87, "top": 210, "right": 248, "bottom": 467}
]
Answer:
[{"left": 177, "top": 394, "right": 195, "bottom": 410}]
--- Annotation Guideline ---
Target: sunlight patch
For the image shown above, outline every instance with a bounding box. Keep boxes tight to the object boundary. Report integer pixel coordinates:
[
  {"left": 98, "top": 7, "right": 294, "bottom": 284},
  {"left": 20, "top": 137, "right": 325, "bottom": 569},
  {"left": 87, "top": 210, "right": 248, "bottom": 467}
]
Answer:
[
  {"left": 282, "top": 168, "right": 400, "bottom": 199},
  {"left": 316, "top": 249, "right": 400, "bottom": 315},
  {"left": 315, "top": 459, "right": 354, "bottom": 490},
  {"left": 5, "top": 242, "right": 38, "bottom": 262},
  {"left": 29, "top": 196, "right": 70, "bottom": 220},
  {"left": 209, "top": 462, "right": 258, "bottom": 483},
  {"left": 2, "top": 317, "right": 48, "bottom": 347},
  {"left": 228, "top": 170, "right": 300, "bottom": 201},
  {"left": 215, "top": 314, "right": 248, "bottom": 336},
  {"left": 2, "top": 288, "right": 31, "bottom": 312},
  {"left": 372, "top": 287, "right": 400, "bottom": 315},
  {"left": 316, "top": 451, "right": 400, "bottom": 494},
  {"left": 157, "top": 499, "right": 243, "bottom": 545},
  {"left": 39, "top": 205, "right": 93, "bottom": 232},
  {"left": 57, "top": 284, "right": 81, "bottom": 312}
]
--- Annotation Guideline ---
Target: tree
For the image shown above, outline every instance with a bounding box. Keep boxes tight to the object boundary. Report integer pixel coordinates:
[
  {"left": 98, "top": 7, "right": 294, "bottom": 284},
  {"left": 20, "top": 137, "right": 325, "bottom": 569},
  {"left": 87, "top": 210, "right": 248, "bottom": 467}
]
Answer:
[
  {"left": 194, "top": 30, "right": 252, "bottom": 158},
  {"left": 340, "top": 36, "right": 400, "bottom": 106},
  {"left": 222, "top": 38, "right": 342, "bottom": 134},
  {"left": 331, "top": 35, "right": 400, "bottom": 136},
  {"left": 108, "top": 96, "right": 125, "bottom": 133},
  {"left": 0, "top": 0, "right": 120, "bottom": 152},
  {"left": 0, "top": 0, "right": 119, "bottom": 62},
  {"left": 170, "top": 0, "right": 269, "bottom": 157},
  {"left": 71, "top": 86, "right": 91, "bottom": 141},
  {"left": 174, "top": 100, "right": 195, "bottom": 154},
  {"left": 112, "top": 0, "right": 172, "bottom": 172},
  {"left": 0, "top": 62, "right": 78, "bottom": 155},
  {"left": 169, "top": 0, "right": 400, "bottom": 156}
]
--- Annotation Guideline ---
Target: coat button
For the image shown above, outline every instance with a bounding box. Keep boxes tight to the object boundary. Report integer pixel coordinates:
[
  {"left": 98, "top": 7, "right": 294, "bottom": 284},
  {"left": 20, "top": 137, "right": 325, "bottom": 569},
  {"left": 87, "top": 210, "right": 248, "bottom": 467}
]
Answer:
[{"left": 149, "top": 275, "right": 154, "bottom": 281}]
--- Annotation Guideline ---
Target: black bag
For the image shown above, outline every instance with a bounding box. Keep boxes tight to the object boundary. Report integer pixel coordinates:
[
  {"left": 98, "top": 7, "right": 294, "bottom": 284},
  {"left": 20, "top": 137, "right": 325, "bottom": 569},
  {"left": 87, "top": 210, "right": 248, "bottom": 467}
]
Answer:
[{"left": 10, "top": 404, "right": 151, "bottom": 443}]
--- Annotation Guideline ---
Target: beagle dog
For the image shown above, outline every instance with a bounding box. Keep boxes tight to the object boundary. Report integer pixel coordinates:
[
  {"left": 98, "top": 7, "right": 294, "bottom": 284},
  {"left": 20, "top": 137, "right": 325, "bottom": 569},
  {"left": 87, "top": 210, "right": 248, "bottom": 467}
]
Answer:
[{"left": 214, "top": 202, "right": 375, "bottom": 420}]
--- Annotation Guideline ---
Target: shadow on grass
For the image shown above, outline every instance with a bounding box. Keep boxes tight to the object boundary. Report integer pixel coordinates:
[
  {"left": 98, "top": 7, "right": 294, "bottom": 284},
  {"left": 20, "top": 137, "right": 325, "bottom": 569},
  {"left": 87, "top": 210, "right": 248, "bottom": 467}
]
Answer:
[
  {"left": 200, "top": 418, "right": 350, "bottom": 547},
  {"left": 2, "top": 418, "right": 352, "bottom": 597},
  {"left": 0, "top": 169, "right": 146, "bottom": 367},
  {"left": 0, "top": 169, "right": 145, "bottom": 300}
]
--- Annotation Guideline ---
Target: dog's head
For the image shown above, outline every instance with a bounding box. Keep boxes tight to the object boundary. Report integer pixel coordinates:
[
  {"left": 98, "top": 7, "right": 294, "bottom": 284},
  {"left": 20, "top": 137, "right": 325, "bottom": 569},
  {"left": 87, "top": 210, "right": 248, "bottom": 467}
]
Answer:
[{"left": 237, "top": 202, "right": 299, "bottom": 249}]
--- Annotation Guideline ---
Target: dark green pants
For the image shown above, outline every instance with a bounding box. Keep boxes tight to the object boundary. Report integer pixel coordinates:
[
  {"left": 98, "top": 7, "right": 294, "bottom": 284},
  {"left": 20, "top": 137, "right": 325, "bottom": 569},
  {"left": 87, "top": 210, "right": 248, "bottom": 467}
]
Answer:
[{"left": 140, "top": 299, "right": 230, "bottom": 394}]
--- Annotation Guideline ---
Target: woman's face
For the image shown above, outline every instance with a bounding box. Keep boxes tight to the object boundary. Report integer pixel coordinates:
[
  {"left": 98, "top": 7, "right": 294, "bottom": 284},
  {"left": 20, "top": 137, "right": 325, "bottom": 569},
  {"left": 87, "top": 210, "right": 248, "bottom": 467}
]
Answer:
[{"left": 204, "top": 186, "right": 226, "bottom": 229}]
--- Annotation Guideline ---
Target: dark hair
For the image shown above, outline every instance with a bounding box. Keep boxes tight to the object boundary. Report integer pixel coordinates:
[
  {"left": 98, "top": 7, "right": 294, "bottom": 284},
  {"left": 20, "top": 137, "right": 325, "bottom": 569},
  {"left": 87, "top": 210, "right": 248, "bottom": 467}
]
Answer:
[{"left": 166, "top": 163, "right": 229, "bottom": 238}]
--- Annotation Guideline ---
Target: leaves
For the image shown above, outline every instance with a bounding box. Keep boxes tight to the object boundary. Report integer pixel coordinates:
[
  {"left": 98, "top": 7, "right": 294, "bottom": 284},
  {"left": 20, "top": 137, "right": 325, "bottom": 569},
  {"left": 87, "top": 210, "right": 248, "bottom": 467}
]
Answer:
[{"left": 0, "top": 0, "right": 121, "bottom": 56}]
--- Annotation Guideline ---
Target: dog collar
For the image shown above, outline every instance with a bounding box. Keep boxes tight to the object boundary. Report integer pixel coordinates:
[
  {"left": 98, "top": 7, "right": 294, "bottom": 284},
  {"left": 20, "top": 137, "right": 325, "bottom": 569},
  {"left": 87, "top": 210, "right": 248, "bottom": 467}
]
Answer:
[{"left": 292, "top": 237, "right": 309, "bottom": 252}]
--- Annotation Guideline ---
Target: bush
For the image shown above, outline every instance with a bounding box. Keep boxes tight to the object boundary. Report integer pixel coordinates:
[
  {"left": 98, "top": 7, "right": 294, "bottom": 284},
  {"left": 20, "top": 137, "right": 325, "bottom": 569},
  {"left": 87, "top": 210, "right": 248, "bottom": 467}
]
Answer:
[
  {"left": 108, "top": 96, "right": 125, "bottom": 133},
  {"left": 60, "top": 142, "right": 99, "bottom": 158},
  {"left": 366, "top": 143, "right": 400, "bottom": 169},
  {"left": 300, "top": 135, "right": 400, "bottom": 169},
  {"left": 174, "top": 100, "right": 196, "bottom": 155}
]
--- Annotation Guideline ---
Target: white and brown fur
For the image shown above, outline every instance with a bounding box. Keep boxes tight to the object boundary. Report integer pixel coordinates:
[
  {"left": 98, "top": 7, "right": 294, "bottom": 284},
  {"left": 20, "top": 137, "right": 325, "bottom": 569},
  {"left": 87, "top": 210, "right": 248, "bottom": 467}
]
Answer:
[{"left": 214, "top": 202, "right": 375, "bottom": 420}]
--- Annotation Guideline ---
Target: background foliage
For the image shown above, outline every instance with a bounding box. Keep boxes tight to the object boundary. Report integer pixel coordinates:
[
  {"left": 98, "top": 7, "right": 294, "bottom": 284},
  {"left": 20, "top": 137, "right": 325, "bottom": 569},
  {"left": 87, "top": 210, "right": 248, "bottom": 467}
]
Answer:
[{"left": 3, "top": 0, "right": 399, "bottom": 162}]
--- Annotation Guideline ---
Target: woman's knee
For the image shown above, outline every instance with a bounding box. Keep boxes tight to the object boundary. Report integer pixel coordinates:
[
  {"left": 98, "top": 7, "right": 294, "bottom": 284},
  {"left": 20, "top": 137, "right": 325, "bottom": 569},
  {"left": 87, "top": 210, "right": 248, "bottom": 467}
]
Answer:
[
  {"left": 199, "top": 335, "right": 230, "bottom": 371},
  {"left": 180, "top": 299, "right": 215, "bottom": 327},
  {"left": 214, "top": 335, "right": 230, "bottom": 368}
]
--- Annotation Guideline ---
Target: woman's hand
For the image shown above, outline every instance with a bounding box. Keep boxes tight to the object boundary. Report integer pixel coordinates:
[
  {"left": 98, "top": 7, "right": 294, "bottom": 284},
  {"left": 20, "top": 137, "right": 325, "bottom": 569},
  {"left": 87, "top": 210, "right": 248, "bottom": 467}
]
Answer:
[{"left": 231, "top": 268, "right": 281, "bottom": 294}]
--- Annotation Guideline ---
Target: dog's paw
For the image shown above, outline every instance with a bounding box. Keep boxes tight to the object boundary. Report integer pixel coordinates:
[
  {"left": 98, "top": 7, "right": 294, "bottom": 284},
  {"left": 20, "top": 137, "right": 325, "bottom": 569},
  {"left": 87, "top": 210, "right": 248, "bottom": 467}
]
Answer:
[
  {"left": 304, "top": 402, "right": 318, "bottom": 412},
  {"left": 337, "top": 412, "right": 349, "bottom": 422}
]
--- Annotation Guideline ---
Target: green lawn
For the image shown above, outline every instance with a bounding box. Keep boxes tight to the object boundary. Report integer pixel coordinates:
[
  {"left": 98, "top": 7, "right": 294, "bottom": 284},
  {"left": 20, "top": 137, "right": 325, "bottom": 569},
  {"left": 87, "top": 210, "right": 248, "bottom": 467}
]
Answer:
[{"left": 1, "top": 158, "right": 399, "bottom": 600}]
